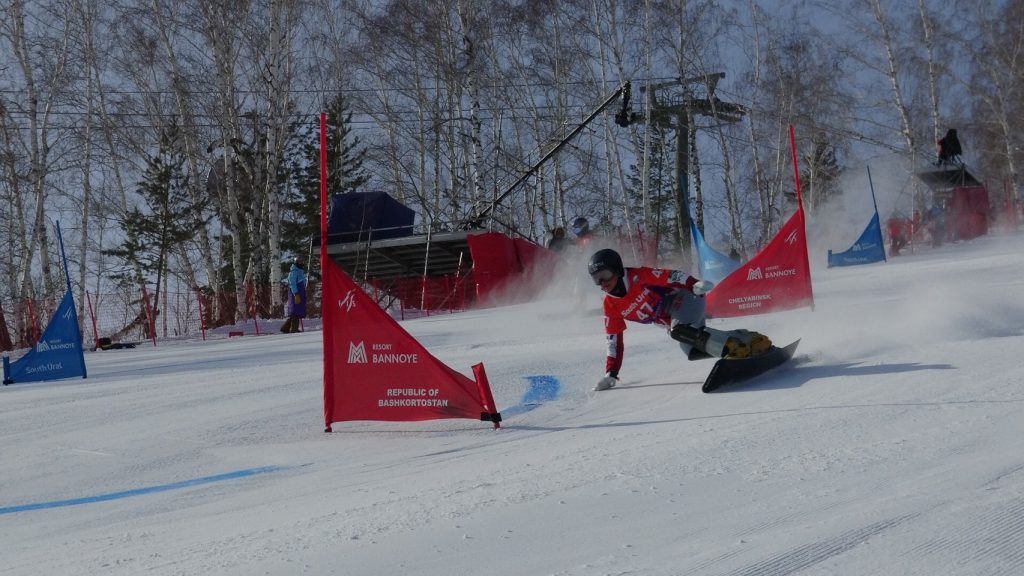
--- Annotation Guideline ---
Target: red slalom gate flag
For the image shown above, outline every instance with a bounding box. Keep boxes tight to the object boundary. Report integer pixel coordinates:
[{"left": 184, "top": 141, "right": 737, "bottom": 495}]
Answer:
[
  {"left": 705, "top": 207, "right": 814, "bottom": 318},
  {"left": 322, "top": 258, "right": 501, "bottom": 431}
]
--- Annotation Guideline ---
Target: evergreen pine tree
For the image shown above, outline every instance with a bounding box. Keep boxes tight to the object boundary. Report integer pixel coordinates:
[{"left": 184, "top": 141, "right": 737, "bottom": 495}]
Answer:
[
  {"left": 625, "top": 125, "right": 678, "bottom": 254},
  {"left": 283, "top": 92, "right": 369, "bottom": 259},
  {"left": 104, "top": 120, "right": 208, "bottom": 328}
]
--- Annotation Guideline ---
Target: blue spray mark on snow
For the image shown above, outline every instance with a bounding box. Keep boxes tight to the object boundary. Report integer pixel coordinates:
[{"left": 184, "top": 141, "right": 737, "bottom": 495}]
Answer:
[
  {"left": 502, "top": 375, "right": 561, "bottom": 417},
  {"left": 0, "top": 465, "right": 287, "bottom": 515}
]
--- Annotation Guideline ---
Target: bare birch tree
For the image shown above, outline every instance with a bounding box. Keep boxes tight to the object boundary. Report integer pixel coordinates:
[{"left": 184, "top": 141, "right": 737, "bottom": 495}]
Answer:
[
  {"left": 0, "top": 0, "right": 72, "bottom": 300},
  {"left": 961, "top": 0, "right": 1024, "bottom": 203},
  {"left": 584, "top": 0, "right": 643, "bottom": 240},
  {"left": 198, "top": 0, "right": 249, "bottom": 321},
  {"left": 917, "top": 0, "right": 943, "bottom": 148},
  {"left": 739, "top": 0, "right": 780, "bottom": 247},
  {"left": 238, "top": 0, "right": 302, "bottom": 310},
  {"left": 145, "top": 0, "right": 222, "bottom": 309}
]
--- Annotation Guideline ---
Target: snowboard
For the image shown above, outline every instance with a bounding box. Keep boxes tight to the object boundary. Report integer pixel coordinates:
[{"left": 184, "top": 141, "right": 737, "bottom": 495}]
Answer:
[{"left": 702, "top": 339, "right": 800, "bottom": 393}]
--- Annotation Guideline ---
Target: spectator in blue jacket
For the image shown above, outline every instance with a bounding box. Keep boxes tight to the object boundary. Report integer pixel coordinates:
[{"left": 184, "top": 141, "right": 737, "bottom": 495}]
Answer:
[{"left": 281, "top": 256, "right": 307, "bottom": 333}]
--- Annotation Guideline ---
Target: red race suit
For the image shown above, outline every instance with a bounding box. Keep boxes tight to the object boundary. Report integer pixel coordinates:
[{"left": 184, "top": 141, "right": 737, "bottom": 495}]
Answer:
[{"left": 601, "top": 267, "right": 697, "bottom": 377}]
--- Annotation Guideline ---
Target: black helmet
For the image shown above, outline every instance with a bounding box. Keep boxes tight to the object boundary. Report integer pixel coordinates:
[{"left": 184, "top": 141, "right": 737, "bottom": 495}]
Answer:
[
  {"left": 571, "top": 217, "right": 590, "bottom": 236},
  {"left": 588, "top": 248, "right": 623, "bottom": 278}
]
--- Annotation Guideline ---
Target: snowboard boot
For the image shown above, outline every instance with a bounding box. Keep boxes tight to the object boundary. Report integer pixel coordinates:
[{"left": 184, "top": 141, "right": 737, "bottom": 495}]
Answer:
[
  {"left": 721, "top": 330, "right": 772, "bottom": 359},
  {"left": 670, "top": 323, "right": 712, "bottom": 357},
  {"left": 695, "top": 328, "right": 772, "bottom": 359}
]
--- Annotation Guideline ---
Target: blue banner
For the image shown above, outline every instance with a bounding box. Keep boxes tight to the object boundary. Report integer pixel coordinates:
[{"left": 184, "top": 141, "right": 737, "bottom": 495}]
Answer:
[
  {"left": 690, "top": 219, "right": 741, "bottom": 284},
  {"left": 827, "top": 212, "right": 887, "bottom": 268},
  {"left": 3, "top": 289, "right": 87, "bottom": 384}
]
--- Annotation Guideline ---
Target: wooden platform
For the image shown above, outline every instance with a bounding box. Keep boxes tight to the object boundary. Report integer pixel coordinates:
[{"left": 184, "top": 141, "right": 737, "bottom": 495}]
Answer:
[
  {"left": 315, "top": 229, "right": 484, "bottom": 280},
  {"left": 915, "top": 165, "right": 983, "bottom": 191}
]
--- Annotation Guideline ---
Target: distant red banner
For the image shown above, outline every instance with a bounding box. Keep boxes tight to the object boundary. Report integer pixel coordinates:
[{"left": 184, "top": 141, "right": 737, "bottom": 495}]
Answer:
[{"left": 705, "top": 208, "right": 813, "bottom": 318}]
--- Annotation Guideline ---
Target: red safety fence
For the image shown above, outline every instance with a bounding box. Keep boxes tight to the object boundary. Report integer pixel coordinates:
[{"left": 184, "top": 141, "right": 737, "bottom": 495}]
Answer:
[
  {"left": 1, "top": 295, "right": 58, "bottom": 351},
  {"left": 3, "top": 236, "right": 651, "bottom": 352},
  {"left": 367, "top": 271, "right": 476, "bottom": 320},
  {"left": 0, "top": 270, "right": 480, "bottom": 352},
  {"left": 0, "top": 281, "right": 328, "bottom": 352}
]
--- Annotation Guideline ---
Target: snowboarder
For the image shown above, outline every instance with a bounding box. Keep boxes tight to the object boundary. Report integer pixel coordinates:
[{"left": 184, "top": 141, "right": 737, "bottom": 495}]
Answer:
[
  {"left": 588, "top": 248, "right": 772, "bottom": 391},
  {"left": 281, "top": 255, "right": 307, "bottom": 334}
]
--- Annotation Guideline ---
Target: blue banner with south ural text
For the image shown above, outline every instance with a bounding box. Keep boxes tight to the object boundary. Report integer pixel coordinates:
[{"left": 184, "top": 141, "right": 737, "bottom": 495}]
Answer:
[{"left": 3, "top": 289, "right": 87, "bottom": 384}]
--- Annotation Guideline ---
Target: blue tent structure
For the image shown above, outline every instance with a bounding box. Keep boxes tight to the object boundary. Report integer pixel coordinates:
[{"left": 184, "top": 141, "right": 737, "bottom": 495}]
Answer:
[
  {"left": 827, "top": 166, "right": 887, "bottom": 268},
  {"left": 326, "top": 191, "right": 415, "bottom": 244},
  {"left": 3, "top": 223, "right": 87, "bottom": 385}
]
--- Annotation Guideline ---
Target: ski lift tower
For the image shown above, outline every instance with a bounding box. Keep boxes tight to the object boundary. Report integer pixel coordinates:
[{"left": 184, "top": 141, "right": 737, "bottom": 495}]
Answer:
[{"left": 638, "top": 74, "right": 745, "bottom": 255}]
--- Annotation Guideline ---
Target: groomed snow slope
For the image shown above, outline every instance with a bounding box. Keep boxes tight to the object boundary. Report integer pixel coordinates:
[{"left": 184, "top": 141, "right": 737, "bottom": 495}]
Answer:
[{"left": 4, "top": 234, "right": 1024, "bottom": 576}]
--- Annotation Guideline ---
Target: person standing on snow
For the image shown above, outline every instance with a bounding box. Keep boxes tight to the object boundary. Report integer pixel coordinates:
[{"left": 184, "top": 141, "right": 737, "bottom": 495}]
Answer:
[
  {"left": 281, "top": 255, "right": 308, "bottom": 333},
  {"left": 547, "top": 226, "right": 571, "bottom": 253},
  {"left": 587, "top": 248, "right": 773, "bottom": 391}
]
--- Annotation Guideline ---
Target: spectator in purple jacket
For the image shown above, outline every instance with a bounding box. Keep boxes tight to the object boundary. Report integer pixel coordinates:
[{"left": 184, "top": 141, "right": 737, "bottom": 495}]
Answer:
[{"left": 281, "top": 256, "right": 307, "bottom": 333}]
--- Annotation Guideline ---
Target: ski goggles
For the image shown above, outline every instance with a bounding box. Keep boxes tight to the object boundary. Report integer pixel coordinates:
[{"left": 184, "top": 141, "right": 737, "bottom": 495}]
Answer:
[{"left": 591, "top": 269, "right": 616, "bottom": 285}]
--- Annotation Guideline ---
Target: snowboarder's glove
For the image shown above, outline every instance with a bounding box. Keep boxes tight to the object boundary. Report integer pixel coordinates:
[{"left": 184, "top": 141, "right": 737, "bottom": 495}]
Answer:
[
  {"left": 595, "top": 373, "right": 618, "bottom": 391},
  {"left": 293, "top": 294, "right": 302, "bottom": 304},
  {"left": 692, "top": 280, "right": 714, "bottom": 296}
]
